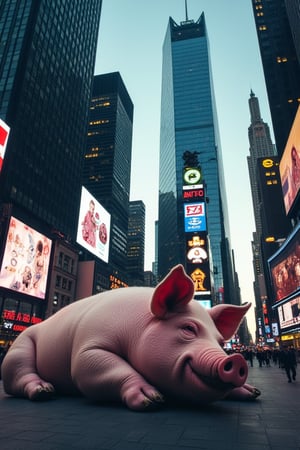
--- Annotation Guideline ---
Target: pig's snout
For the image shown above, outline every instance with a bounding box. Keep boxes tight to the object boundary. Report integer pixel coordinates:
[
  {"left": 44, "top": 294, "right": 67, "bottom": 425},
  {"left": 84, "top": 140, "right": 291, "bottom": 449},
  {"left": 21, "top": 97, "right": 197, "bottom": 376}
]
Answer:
[{"left": 217, "top": 353, "right": 248, "bottom": 387}]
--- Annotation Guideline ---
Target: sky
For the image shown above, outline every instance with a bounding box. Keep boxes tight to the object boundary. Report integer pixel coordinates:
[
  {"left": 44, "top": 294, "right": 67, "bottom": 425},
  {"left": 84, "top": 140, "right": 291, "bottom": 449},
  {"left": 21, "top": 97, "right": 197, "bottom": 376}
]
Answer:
[{"left": 94, "top": 0, "right": 274, "bottom": 338}]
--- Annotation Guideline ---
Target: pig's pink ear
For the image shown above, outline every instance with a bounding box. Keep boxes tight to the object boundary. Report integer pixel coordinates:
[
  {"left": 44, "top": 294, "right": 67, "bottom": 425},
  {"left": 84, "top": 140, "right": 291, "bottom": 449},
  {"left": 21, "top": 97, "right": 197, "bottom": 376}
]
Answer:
[
  {"left": 151, "top": 265, "right": 194, "bottom": 318},
  {"left": 209, "top": 303, "right": 251, "bottom": 341}
]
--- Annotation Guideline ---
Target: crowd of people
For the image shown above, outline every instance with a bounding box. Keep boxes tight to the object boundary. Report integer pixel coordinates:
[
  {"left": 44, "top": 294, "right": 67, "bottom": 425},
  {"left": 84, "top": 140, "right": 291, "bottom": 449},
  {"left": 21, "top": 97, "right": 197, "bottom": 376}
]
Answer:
[{"left": 226, "top": 345, "right": 298, "bottom": 383}]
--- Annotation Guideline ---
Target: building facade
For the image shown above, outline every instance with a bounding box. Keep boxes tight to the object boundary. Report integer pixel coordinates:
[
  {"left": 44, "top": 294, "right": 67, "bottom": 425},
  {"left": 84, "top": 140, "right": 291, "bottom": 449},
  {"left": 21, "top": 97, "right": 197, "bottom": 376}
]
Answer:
[
  {"left": 127, "top": 200, "right": 145, "bottom": 286},
  {"left": 83, "top": 72, "right": 133, "bottom": 283},
  {"left": 157, "top": 13, "right": 234, "bottom": 304},
  {"left": 251, "top": 0, "right": 300, "bottom": 157},
  {"left": 285, "top": 0, "right": 300, "bottom": 66},
  {"left": 0, "top": 0, "right": 102, "bottom": 238},
  {"left": 0, "top": 0, "right": 102, "bottom": 344},
  {"left": 247, "top": 91, "right": 291, "bottom": 343}
]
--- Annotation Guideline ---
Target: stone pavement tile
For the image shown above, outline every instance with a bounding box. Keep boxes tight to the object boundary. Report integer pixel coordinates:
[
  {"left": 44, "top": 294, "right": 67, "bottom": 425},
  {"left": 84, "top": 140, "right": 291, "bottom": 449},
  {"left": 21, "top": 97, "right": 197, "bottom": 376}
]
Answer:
[{"left": 1, "top": 363, "right": 300, "bottom": 450}]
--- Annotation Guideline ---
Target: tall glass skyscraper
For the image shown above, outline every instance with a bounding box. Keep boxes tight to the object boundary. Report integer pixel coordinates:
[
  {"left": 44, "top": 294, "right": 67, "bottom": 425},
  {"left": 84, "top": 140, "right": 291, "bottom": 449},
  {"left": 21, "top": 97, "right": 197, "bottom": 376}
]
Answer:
[{"left": 158, "top": 13, "right": 234, "bottom": 304}]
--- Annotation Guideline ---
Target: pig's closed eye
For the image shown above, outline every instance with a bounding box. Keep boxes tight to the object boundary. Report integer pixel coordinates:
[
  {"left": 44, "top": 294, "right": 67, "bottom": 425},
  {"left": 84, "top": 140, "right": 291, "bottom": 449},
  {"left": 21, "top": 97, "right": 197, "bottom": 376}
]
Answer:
[{"left": 182, "top": 324, "right": 197, "bottom": 336}]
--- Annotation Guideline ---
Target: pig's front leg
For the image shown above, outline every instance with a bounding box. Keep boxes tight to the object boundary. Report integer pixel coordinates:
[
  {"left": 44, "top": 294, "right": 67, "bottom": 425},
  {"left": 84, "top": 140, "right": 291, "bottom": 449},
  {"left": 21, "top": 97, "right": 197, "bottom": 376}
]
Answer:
[
  {"left": 71, "top": 349, "right": 165, "bottom": 411},
  {"left": 225, "top": 383, "right": 261, "bottom": 401}
]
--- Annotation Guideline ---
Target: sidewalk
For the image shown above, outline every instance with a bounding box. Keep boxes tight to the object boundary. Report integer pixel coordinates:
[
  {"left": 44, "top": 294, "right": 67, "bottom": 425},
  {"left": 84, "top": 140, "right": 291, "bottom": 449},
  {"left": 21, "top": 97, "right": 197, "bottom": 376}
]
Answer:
[{"left": 0, "top": 361, "right": 299, "bottom": 450}]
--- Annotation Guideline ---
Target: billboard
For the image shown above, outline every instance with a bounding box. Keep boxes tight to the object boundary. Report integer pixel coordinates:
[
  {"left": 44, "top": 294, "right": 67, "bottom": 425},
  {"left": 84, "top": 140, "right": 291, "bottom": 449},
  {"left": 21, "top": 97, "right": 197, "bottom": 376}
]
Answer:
[
  {"left": 76, "top": 186, "right": 111, "bottom": 263},
  {"left": 277, "top": 295, "right": 300, "bottom": 331},
  {"left": 0, "top": 118, "right": 10, "bottom": 173},
  {"left": 268, "top": 223, "right": 300, "bottom": 303},
  {"left": 279, "top": 106, "right": 300, "bottom": 215},
  {"left": 184, "top": 202, "right": 206, "bottom": 232},
  {"left": 0, "top": 217, "right": 52, "bottom": 299},
  {"left": 186, "top": 234, "right": 211, "bottom": 295}
]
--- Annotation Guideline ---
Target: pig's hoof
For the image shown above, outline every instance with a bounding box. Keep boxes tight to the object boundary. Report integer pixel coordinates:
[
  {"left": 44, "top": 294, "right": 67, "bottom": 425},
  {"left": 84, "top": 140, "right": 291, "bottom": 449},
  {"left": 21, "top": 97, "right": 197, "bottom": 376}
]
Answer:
[
  {"left": 123, "top": 386, "right": 165, "bottom": 411},
  {"left": 143, "top": 393, "right": 165, "bottom": 410},
  {"left": 27, "top": 383, "right": 56, "bottom": 401},
  {"left": 252, "top": 387, "right": 261, "bottom": 399}
]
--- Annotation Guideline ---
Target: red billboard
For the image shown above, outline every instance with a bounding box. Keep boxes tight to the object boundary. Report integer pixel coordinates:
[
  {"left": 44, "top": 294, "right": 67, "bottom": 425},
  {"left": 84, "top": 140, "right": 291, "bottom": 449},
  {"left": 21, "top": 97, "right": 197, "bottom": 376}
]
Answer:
[
  {"left": 0, "top": 217, "right": 52, "bottom": 299},
  {"left": 76, "top": 186, "right": 111, "bottom": 263},
  {"left": 0, "top": 118, "right": 10, "bottom": 173},
  {"left": 279, "top": 106, "right": 300, "bottom": 215}
]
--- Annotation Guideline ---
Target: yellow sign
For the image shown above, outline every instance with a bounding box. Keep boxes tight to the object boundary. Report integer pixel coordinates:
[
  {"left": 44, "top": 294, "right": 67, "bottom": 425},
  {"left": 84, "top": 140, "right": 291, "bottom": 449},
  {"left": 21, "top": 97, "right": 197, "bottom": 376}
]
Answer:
[{"left": 262, "top": 158, "right": 274, "bottom": 168}]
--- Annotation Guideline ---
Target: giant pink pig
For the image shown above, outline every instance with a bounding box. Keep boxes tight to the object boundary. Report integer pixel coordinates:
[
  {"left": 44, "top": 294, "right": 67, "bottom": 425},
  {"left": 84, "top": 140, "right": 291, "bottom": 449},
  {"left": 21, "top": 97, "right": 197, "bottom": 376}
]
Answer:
[{"left": 1, "top": 265, "right": 260, "bottom": 410}]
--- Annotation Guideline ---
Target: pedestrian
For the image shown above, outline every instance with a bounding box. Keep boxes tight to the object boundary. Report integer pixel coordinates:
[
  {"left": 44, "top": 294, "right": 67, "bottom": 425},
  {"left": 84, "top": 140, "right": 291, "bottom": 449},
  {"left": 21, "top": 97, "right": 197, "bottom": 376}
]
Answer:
[
  {"left": 280, "top": 345, "right": 297, "bottom": 382},
  {"left": 246, "top": 348, "right": 253, "bottom": 367}
]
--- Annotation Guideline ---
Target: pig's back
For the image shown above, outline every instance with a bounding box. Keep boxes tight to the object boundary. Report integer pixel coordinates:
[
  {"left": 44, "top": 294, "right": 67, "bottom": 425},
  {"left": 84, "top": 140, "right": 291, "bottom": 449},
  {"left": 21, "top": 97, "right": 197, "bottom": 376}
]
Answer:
[{"left": 32, "top": 287, "right": 153, "bottom": 388}]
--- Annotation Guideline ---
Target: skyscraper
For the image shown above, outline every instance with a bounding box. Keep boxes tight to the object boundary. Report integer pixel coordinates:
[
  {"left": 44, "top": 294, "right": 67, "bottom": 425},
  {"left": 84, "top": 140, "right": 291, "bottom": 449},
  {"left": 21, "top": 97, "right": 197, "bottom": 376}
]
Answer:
[
  {"left": 127, "top": 200, "right": 145, "bottom": 286},
  {"left": 0, "top": 0, "right": 102, "bottom": 238},
  {"left": 158, "top": 12, "right": 234, "bottom": 304},
  {"left": 285, "top": 0, "right": 300, "bottom": 66},
  {"left": 247, "top": 90, "right": 276, "bottom": 238},
  {"left": 83, "top": 73, "right": 133, "bottom": 280},
  {"left": 251, "top": 0, "right": 300, "bottom": 157},
  {"left": 0, "top": 1, "right": 102, "bottom": 343},
  {"left": 247, "top": 91, "right": 291, "bottom": 342}
]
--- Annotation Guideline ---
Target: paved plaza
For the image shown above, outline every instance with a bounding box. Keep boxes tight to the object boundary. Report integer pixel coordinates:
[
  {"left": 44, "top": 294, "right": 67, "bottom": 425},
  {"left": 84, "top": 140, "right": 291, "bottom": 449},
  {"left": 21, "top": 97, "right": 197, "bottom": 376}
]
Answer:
[{"left": 0, "top": 361, "right": 299, "bottom": 449}]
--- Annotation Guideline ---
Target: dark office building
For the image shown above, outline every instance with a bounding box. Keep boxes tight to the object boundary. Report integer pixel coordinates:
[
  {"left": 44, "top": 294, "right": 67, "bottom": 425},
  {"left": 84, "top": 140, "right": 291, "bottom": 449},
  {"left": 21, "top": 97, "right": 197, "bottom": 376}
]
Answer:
[
  {"left": 257, "top": 157, "right": 291, "bottom": 244},
  {"left": 251, "top": 0, "right": 300, "bottom": 157},
  {"left": 285, "top": 0, "right": 300, "bottom": 66},
  {"left": 0, "top": 0, "right": 102, "bottom": 238},
  {"left": 83, "top": 73, "right": 133, "bottom": 280},
  {"left": 127, "top": 200, "right": 145, "bottom": 286},
  {"left": 0, "top": 1, "right": 102, "bottom": 344},
  {"left": 158, "top": 12, "right": 235, "bottom": 304}
]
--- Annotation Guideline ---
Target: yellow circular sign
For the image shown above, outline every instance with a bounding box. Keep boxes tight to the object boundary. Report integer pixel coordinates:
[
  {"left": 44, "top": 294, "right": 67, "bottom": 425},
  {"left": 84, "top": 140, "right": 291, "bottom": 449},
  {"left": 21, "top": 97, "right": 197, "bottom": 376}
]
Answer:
[{"left": 262, "top": 158, "right": 274, "bottom": 168}]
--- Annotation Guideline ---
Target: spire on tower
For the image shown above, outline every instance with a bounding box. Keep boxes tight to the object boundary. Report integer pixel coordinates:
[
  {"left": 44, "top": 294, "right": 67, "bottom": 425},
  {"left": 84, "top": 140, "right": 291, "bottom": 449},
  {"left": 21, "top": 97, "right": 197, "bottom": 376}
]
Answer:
[{"left": 185, "top": 0, "right": 189, "bottom": 21}]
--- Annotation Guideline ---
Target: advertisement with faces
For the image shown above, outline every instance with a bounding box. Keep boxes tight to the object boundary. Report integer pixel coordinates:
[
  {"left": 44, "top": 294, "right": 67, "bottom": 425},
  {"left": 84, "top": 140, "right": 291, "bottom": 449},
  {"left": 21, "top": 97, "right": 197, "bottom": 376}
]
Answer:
[
  {"left": 76, "top": 186, "right": 111, "bottom": 263},
  {"left": 0, "top": 217, "right": 52, "bottom": 299}
]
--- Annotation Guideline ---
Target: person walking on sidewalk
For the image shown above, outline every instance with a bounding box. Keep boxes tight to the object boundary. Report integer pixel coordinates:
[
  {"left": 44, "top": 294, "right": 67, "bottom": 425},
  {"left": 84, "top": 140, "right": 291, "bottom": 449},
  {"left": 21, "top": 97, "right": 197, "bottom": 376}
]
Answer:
[{"left": 280, "top": 345, "right": 297, "bottom": 382}]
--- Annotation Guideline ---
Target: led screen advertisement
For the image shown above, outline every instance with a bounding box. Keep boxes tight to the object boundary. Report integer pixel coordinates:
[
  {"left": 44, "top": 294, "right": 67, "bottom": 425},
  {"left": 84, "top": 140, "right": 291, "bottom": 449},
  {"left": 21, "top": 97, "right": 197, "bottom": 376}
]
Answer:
[
  {"left": 184, "top": 202, "right": 206, "bottom": 232},
  {"left": 76, "top": 186, "right": 111, "bottom": 263},
  {"left": 0, "top": 118, "right": 10, "bottom": 173},
  {"left": 268, "top": 223, "right": 300, "bottom": 303},
  {"left": 0, "top": 217, "right": 52, "bottom": 299},
  {"left": 277, "top": 295, "right": 300, "bottom": 331},
  {"left": 279, "top": 106, "right": 300, "bottom": 215},
  {"left": 186, "top": 233, "right": 211, "bottom": 295}
]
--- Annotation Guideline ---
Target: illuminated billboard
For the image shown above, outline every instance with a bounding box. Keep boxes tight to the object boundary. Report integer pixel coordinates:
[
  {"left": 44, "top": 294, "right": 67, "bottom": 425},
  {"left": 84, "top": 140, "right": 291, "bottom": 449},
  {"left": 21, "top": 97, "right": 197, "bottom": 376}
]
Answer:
[
  {"left": 184, "top": 202, "right": 206, "bottom": 232},
  {"left": 0, "top": 217, "right": 52, "bottom": 299},
  {"left": 277, "top": 295, "right": 300, "bottom": 331},
  {"left": 182, "top": 185, "right": 205, "bottom": 202},
  {"left": 268, "top": 223, "right": 300, "bottom": 303},
  {"left": 279, "top": 106, "right": 300, "bottom": 215},
  {"left": 76, "top": 186, "right": 111, "bottom": 263},
  {"left": 0, "top": 118, "right": 10, "bottom": 173},
  {"left": 186, "top": 234, "right": 211, "bottom": 295}
]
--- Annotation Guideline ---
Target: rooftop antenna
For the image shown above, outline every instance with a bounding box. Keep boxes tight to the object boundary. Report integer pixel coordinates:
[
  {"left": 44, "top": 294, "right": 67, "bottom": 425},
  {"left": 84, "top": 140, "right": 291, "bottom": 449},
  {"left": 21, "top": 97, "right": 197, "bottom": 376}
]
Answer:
[{"left": 185, "top": 0, "right": 189, "bottom": 20}]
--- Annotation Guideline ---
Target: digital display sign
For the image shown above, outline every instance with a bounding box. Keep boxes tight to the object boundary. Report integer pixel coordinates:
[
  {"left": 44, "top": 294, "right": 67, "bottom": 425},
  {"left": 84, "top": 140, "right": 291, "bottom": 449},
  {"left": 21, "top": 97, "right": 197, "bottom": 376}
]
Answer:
[
  {"left": 187, "top": 265, "right": 211, "bottom": 295},
  {"left": 182, "top": 186, "right": 205, "bottom": 201},
  {"left": 184, "top": 202, "right": 206, "bottom": 232},
  {"left": 277, "top": 295, "right": 300, "bottom": 331},
  {"left": 268, "top": 223, "right": 300, "bottom": 303},
  {"left": 0, "top": 118, "right": 10, "bottom": 173},
  {"left": 186, "top": 233, "right": 211, "bottom": 295},
  {"left": 0, "top": 217, "right": 52, "bottom": 299},
  {"left": 76, "top": 186, "right": 111, "bottom": 263},
  {"left": 279, "top": 106, "right": 300, "bottom": 215}
]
